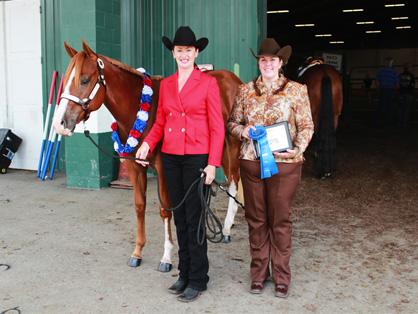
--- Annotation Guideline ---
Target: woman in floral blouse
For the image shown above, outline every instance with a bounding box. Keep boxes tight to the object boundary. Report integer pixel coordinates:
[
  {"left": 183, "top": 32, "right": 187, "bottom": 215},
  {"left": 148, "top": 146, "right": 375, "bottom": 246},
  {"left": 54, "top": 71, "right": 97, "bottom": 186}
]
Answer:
[{"left": 228, "top": 38, "right": 314, "bottom": 298}]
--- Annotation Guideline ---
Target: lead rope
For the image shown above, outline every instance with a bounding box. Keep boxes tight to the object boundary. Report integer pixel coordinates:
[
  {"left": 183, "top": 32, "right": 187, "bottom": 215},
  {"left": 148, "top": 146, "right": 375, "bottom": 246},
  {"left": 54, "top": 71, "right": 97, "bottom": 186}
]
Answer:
[
  {"left": 83, "top": 128, "right": 244, "bottom": 243},
  {"left": 197, "top": 175, "right": 223, "bottom": 245},
  {"left": 83, "top": 129, "right": 150, "bottom": 163},
  {"left": 83, "top": 127, "right": 244, "bottom": 210},
  {"left": 167, "top": 170, "right": 244, "bottom": 245}
]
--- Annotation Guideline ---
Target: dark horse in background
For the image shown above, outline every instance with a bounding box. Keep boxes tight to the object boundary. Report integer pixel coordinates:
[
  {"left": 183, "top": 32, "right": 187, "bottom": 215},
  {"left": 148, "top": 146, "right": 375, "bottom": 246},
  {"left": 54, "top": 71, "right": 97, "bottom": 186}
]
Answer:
[
  {"left": 297, "top": 56, "right": 343, "bottom": 178},
  {"left": 52, "top": 41, "right": 243, "bottom": 271}
]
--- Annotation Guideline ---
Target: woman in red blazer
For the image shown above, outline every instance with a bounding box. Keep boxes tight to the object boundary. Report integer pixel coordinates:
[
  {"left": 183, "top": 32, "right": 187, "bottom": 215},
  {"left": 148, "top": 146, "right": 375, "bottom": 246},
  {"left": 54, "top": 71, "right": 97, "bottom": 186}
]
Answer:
[{"left": 136, "top": 26, "right": 224, "bottom": 302}]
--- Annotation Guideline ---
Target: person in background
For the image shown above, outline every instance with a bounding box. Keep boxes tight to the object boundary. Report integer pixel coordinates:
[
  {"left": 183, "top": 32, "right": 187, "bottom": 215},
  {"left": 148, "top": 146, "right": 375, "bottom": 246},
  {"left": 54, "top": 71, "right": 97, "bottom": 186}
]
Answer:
[
  {"left": 363, "top": 72, "right": 373, "bottom": 107},
  {"left": 228, "top": 38, "right": 314, "bottom": 298},
  {"left": 363, "top": 72, "right": 373, "bottom": 90},
  {"left": 375, "top": 57, "right": 399, "bottom": 127},
  {"left": 398, "top": 63, "right": 415, "bottom": 129},
  {"left": 135, "top": 26, "right": 224, "bottom": 302}
]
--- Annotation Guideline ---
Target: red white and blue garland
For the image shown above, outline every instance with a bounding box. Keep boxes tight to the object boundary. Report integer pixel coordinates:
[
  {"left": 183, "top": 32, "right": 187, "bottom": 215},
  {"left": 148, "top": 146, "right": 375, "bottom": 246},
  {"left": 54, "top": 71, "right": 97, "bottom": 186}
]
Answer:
[{"left": 111, "top": 68, "right": 153, "bottom": 157}]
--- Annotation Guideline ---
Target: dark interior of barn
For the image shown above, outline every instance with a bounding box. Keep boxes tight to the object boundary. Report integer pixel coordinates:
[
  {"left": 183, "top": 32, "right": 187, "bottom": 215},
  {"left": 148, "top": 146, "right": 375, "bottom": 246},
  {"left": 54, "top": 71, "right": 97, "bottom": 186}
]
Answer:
[{"left": 267, "top": 0, "right": 417, "bottom": 133}]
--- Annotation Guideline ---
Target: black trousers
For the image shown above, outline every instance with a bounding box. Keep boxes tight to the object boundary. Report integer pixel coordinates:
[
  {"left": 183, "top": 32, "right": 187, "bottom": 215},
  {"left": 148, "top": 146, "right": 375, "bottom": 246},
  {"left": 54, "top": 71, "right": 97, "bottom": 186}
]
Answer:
[{"left": 162, "top": 153, "right": 209, "bottom": 291}]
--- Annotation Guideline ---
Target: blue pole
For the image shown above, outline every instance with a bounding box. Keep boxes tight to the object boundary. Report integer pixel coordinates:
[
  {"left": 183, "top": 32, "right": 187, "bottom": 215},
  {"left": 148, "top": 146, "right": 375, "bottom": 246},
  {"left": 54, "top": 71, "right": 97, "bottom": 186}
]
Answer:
[
  {"left": 37, "top": 139, "right": 46, "bottom": 177},
  {"left": 49, "top": 135, "right": 62, "bottom": 180},
  {"left": 40, "top": 133, "right": 55, "bottom": 180}
]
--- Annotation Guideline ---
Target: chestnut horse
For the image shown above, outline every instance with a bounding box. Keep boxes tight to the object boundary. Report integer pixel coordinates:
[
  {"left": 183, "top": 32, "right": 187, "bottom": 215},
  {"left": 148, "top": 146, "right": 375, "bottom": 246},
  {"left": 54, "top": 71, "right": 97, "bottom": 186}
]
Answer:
[
  {"left": 297, "top": 56, "right": 343, "bottom": 178},
  {"left": 52, "top": 41, "right": 242, "bottom": 271}
]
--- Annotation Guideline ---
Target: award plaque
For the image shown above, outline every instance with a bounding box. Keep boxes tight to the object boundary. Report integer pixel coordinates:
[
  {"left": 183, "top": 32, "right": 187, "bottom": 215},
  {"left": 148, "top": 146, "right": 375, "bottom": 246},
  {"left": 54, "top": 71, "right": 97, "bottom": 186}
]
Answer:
[{"left": 252, "top": 121, "right": 293, "bottom": 158}]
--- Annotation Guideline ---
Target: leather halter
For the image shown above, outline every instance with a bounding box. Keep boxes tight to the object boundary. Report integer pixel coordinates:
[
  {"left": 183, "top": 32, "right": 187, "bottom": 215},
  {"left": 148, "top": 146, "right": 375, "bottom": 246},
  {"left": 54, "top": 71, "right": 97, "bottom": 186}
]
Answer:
[{"left": 60, "top": 57, "right": 107, "bottom": 116}]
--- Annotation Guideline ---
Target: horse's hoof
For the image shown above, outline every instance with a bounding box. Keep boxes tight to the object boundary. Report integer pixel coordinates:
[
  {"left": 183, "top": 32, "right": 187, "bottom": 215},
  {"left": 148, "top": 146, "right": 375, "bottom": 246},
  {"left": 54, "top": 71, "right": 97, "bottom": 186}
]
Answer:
[
  {"left": 223, "top": 235, "right": 231, "bottom": 243},
  {"left": 128, "top": 256, "right": 142, "bottom": 267},
  {"left": 158, "top": 262, "right": 172, "bottom": 272}
]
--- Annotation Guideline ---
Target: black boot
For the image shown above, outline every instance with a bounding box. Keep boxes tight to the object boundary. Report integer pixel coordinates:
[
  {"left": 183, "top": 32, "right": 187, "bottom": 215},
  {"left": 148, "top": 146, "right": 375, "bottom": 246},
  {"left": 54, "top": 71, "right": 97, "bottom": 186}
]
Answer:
[
  {"left": 177, "top": 287, "right": 202, "bottom": 302},
  {"left": 168, "top": 278, "right": 188, "bottom": 295}
]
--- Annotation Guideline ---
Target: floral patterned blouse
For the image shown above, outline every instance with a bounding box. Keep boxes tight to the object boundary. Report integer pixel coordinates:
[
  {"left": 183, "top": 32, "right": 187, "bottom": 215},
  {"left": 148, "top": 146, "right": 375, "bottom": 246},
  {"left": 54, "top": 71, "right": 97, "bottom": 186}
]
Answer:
[{"left": 227, "top": 74, "right": 314, "bottom": 163}]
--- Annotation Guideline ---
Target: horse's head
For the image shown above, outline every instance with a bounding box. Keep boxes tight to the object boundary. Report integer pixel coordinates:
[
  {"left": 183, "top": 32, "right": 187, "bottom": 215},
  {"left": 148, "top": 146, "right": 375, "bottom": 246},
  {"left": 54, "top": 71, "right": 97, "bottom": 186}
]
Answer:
[{"left": 53, "top": 41, "right": 107, "bottom": 136}]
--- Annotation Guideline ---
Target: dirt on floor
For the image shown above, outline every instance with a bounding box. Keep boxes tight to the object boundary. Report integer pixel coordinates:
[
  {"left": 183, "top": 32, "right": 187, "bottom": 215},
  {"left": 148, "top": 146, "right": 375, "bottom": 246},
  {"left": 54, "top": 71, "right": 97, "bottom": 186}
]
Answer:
[{"left": 1, "top": 122, "right": 417, "bottom": 313}]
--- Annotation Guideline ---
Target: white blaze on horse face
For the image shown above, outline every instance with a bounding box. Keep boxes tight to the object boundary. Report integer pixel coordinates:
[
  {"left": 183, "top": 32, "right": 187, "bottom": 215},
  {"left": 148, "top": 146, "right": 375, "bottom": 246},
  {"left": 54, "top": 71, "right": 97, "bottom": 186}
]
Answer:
[
  {"left": 52, "top": 68, "right": 75, "bottom": 136},
  {"left": 223, "top": 181, "right": 238, "bottom": 236}
]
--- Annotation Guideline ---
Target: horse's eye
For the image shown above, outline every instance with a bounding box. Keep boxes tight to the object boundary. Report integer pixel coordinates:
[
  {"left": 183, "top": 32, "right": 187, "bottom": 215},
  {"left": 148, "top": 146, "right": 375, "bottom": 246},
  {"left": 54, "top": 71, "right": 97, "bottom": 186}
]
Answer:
[{"left": 81, "top": 77, "right": 90, "bottom": 85}]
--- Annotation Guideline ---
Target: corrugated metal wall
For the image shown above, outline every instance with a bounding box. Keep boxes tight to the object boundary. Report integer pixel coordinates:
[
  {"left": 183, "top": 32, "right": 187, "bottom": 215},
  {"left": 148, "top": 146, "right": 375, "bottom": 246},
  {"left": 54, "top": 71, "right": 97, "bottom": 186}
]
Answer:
[{"left": 121, "top": 0, "right": 266, "bottom": 82}]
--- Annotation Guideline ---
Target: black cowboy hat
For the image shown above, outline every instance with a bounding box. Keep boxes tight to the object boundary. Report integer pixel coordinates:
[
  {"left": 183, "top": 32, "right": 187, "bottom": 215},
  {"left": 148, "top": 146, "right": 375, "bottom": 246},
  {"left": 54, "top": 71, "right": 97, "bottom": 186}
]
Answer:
[
  {"left": 251, "top": 38, "right": 292, "bottom": 64},
  {"left": 162, "top": 26, "right": 209, "bottom": 52}
]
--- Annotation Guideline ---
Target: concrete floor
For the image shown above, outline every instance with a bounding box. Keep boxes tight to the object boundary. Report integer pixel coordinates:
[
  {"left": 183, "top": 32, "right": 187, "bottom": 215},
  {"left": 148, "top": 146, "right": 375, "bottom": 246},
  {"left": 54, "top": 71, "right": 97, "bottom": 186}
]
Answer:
[{"left": 0, "top": 168, "right": 417, "bottom": 314}]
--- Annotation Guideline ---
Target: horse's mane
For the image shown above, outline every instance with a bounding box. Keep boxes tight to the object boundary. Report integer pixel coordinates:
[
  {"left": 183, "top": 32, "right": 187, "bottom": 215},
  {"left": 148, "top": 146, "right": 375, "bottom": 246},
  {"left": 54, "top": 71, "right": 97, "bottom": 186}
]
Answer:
[
  {"left": 102, "top": 56, "right": 164, "bottom": 81},
  {"left": 64, "top": 51, "right": 153, "bottom": 87},
  {"left": 101, "top": 55, "right": 145, "bottom": 78}
]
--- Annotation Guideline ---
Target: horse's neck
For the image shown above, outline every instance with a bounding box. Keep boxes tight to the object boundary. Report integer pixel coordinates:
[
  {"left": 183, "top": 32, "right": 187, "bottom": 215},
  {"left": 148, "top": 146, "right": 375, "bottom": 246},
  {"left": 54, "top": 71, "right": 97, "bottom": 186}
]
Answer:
[
  {"left": 103, "top": 65, "right": 141, "bottom": 136},
  {"left": 298, "top": 61, "right": 323, "bottom": 78}
]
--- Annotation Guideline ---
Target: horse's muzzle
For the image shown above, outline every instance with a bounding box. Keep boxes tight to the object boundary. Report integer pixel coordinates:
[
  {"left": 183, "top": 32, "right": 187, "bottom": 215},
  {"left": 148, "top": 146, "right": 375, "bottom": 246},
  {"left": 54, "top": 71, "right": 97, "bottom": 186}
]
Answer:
[{"left": 52, "top": 117, "right": 73, "bottom": 136}]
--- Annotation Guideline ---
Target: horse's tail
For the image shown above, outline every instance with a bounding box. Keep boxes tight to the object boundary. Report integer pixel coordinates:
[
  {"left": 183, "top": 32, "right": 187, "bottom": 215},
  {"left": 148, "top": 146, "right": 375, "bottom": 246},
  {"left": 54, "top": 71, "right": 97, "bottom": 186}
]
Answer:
[{"left": 315, "top": 75, "right": 336, "bottom": 178}]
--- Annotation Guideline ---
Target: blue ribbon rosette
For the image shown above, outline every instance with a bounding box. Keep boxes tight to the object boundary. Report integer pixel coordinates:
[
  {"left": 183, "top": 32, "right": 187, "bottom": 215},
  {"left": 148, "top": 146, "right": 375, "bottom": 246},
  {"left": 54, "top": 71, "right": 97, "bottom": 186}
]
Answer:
[{"left": 249, "top": 125, "right": 279, "bottom": 179}]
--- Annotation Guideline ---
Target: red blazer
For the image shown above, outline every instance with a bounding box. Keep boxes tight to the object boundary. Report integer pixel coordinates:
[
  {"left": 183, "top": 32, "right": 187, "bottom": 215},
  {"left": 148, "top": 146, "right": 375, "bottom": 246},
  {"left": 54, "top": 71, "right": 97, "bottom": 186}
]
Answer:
[{"left": 145, "top": 68, "right": 225, "bottom": 167}]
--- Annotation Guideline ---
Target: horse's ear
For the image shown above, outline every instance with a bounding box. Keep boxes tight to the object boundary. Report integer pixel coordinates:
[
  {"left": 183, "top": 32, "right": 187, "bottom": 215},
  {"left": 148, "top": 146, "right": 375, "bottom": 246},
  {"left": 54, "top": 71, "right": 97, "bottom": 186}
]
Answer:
[
  {"left": 82, "top": 40, "right": 96, "bottom": 57},
  {"left": 64, "top": 41, "right": 78, "bottom": 57}
]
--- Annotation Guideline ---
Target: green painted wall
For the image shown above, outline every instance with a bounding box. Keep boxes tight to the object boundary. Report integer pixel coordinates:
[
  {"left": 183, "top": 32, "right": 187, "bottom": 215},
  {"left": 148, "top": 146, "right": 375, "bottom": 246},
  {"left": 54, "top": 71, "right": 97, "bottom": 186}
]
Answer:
[
  {"left": 41, "top": 0, "right": 121, "bottom": 189},
  {"left": 96, "top": 0, "right": 121, "bottom": 59},
  {"left": 65, "top": 133, "right": 117, "bottom": 188},
  {"left": 41, "top": 0, "right": 65, "bottom": 171},
  {"left": 120, "top": 0, "right": 266, "bottom": 183},
  {"left": 121, "top": 0, "right": 266, "bottom": 81},
  {"left": 41, "top": 0, "right": 266, "bottom": 188}
]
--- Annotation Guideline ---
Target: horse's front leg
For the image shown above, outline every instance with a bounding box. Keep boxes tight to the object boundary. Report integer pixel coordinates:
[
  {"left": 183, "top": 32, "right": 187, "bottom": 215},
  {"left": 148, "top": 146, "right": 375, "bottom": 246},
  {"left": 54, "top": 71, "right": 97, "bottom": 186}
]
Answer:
[
  {"left": 221, "top": 138, "right": 242, "bottom": 243},
  {"left": 222, "top": 179, "right": 239, "bottom": 243},
  {"left": 127, "top": 161, "right": 148, "bottom": 267},
  {"left": 158, "top": 208, "right": 174, "bottom": 272},
  {"left": 154, "top": 153, "right": 174, "bottom": 272}
]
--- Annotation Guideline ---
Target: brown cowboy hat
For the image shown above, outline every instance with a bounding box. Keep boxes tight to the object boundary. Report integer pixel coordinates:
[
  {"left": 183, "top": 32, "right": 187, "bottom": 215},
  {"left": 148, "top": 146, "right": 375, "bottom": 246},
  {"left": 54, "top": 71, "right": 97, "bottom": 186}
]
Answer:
[
  {"left": 162, "top": 26, "right": 209, "bottom": 52},
  {"left": 251, "top": 38, "right": 292, "bottom": 64}
]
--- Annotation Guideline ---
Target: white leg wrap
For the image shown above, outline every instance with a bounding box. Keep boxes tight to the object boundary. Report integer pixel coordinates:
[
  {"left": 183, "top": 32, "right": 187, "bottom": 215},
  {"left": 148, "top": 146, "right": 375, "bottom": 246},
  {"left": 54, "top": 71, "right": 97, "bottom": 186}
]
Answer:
[
  {"left": 223, "top": 182, "right": 238, "bottom": 236},
  {"left": 161, "top": 218, "right": 174, "bottom": 264}
]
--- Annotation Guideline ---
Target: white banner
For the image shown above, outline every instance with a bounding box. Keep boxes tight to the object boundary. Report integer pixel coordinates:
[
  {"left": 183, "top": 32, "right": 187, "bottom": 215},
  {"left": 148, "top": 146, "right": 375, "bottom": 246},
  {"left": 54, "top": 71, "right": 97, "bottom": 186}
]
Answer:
[{"left": 322, "top": 53, "right": 343, "bottom": 72}]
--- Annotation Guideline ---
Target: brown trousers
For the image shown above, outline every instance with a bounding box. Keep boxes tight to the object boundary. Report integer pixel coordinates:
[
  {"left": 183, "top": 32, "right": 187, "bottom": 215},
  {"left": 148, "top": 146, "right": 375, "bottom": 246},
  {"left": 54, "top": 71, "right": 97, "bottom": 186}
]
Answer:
[{"left": 240, "top": 160, "right": 302, "bottom": 286}]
